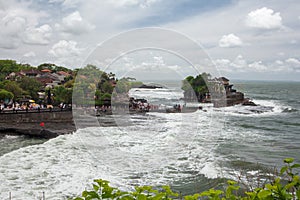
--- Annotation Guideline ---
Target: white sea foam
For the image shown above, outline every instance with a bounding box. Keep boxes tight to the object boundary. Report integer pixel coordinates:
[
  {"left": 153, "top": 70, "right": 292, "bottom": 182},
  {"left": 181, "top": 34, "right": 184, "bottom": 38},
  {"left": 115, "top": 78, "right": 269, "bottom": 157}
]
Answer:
[
  {"left": 129, "top": 88, "right": 184, "bottom": 103},
  {"left": 0, "top": 110, "right": 226, "bottom": 199},
  {"left": 215, "top": 99, "right": 291, "bottom": 117}
]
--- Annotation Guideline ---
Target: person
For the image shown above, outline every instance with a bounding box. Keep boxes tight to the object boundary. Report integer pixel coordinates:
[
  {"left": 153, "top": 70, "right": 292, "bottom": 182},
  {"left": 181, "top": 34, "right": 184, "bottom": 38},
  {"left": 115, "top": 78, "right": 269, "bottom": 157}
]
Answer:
[{"left": 178, "top": 104, "right": 181, "bottom": 112}]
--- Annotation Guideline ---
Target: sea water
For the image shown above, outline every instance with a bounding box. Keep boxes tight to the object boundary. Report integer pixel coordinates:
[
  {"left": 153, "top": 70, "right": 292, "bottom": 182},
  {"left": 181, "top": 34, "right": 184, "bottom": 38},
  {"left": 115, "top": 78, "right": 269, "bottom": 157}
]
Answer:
[{"left": 0, "top": 81, "right": 299, "bottom": 199}]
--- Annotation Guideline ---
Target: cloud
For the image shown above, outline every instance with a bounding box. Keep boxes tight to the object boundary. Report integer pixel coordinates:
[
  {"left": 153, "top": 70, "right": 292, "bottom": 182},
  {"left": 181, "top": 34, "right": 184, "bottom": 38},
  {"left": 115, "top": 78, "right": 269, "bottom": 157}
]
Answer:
[
  {"left": 107, "top": 0, "right": 139, "bottom": 7},
  {"left": 23, "top": 51, "right": 36, "bottom": 58},
  {"left": 246, "top": 7, "right": 282, "bottom": 29},
  {"left": 0, "top": 0, "right": 48, "bottom": 49},
  {"left": 215, "top": 55, "right": 267, "bottom": 73},
  {"left": 49, "top": 40, "right": 83, "bottom": 57},
  {"left": 219, "top": 34, "right": 243, "bottom": 48},
  {"left": 285, "top": 58, "right": 300, "bottom": 72},
  {"left": 286, "top": 58, "right": 300, "bottom": 65},
  {"left": 48, "top": 0, "right": 82, "bottom": 8},
  {"left": 23, "top": 24, "right": 52, "bottom": 45},
  {"left": 248, "top": 61, "right": 267, "bottom": 72},
  {"left": 214, "top": 55, "right": 247, "bottom": 72},
  {"left": 269, "top": 58, "right": 300, "bottom": 73},
  {"left": 0, "top": 15, "right": 26, "bottom": 48},
  {"left": 56, "top": 11, "right": 95, "bottom": 35},
  {"left": 48, "top": 40, "right": 86, "bottom": 68},
  {"left": 106, "top": 0, "right": 159, "bottom": 8},
  {"left": 215, "top": 55, "right": 300, "bottom": 74}
]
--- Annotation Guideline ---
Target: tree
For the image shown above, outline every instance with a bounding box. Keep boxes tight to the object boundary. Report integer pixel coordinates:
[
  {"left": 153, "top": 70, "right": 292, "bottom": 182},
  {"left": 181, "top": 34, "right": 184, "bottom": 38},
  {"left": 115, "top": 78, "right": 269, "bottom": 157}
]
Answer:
[
  {"left": 53, "top": 86, "right": 72, "bottom": 104},
  {"left": 4, "top": 81, "right": 23, "bottom": 100},
  {"left": 0, "top": 89, "right": 14, "bottom": 101},
  {"left": 37, "top": 63, "right": 56, "bottom": 71},
  {"left": 181, "top": 73, "right": 210, "bottom": 102},
  {"left": 0, "top": 60, "right": 19, "bottom": 81},
  {"left": 114, "top": 77, "right": 143, "bottom": 93},
  {"left": 64, "top": 79, "right": 74, "bottom": 88},
  {"left": 99, "top": 81, "right": 114, "bottom": 94},
  {"left": 0, "top": 60, "right": 33, "bottom": 81},
  {"left": 17, "top": 77, "right": 42, "bottom": 100}
]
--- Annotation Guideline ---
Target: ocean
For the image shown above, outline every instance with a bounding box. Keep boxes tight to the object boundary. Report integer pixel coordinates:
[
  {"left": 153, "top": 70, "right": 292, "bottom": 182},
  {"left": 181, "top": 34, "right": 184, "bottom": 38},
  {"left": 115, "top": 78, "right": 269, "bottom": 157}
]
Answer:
[{"left": 0, "top": 80, "right": 299, "bottom": 199}]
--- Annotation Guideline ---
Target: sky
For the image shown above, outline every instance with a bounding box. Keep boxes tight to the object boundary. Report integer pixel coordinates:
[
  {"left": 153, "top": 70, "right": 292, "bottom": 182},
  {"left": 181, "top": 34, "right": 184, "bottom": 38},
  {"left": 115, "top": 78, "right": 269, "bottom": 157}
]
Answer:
[{"left": 0, "top": 0, "right": 300, "bottom": 81}]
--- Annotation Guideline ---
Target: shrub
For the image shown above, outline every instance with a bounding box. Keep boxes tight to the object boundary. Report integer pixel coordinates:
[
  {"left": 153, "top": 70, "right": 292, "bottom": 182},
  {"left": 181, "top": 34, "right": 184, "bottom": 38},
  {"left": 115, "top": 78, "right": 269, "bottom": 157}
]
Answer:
[{"left": 73, "top": 158, "right": 300, "bottom": 200}]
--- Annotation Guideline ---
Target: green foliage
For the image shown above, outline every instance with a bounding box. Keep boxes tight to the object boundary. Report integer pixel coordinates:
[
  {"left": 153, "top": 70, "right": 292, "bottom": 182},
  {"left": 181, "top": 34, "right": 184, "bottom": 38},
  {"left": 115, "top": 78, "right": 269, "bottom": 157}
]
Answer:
[
  {"left": 182, "top": 73, "right": 211, "bottom": 102},
  {"left": 3, "top": 81, "right": 23, "bottom": 100},
  {"left": 95, "top": 90, "right": 112, "bottom": 106},
  {"left": 17, "top": 77, "right": 42, "bottom": 100},
  {"left": 73, "top": 179, "right": 180, "bottom": 200},
  {"left": 37, "top": 63, "right": 71, "bottom": 73},
  {"left": 0, "top": 60, "right": 33, "bottom": 81},
  {"left": 65, "top": 79, "right": 75, "bottom": 88},
  {"left": 0, "top": 89, "right": 14, "bottom": 101},
  {"left": 73, "top": 158, "right": 300, "bottom": 200},
  {"left": 115, "top": 77, "right": 143, "bottom": 93},
  {"left": 53, "top": 86, "right": 73, "bottom": 104}
]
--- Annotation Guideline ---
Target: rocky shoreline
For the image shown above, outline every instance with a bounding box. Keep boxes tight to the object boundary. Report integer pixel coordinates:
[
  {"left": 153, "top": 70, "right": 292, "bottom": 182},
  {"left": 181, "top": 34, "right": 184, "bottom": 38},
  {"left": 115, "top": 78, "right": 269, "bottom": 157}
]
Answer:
[{"left": 0, "top": 111, "right": 75, "bottom": 139}]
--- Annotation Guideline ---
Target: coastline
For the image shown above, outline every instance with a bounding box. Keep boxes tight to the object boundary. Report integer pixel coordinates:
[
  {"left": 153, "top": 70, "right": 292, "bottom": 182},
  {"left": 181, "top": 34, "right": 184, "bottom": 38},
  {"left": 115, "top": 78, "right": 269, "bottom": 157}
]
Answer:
[{"left": 0, "top": 110, "right": 75, "bottom": 139}]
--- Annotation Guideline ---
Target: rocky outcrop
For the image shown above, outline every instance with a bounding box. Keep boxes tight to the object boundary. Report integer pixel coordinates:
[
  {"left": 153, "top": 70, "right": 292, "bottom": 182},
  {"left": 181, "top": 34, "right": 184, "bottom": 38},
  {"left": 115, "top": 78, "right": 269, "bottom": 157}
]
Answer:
[
  {"left": 0, "top": 128, "right": 58, "bottom": 139},
  {"left": 0, "top": 111, "right": 75, "bottom": 139},
  {"left": 138, "top": 84, "right": 163, "bottom": 89}
]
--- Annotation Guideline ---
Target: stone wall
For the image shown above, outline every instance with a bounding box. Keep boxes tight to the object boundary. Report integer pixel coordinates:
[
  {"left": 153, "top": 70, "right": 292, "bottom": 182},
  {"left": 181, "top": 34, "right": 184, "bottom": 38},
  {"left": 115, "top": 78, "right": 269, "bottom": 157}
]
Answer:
[{"left": 0, "top": 111, "right": 73, "bottom": 123}]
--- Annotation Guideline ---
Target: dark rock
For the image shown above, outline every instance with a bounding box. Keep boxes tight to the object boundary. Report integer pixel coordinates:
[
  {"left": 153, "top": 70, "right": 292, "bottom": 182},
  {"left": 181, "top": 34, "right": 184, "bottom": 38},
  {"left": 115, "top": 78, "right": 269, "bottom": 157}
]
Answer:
[
  {"left": 242, "top": 100, "right": 257, "bottom": 106},
  {"left": 138, "top": 84, "right": 163, "bottom": 89},
  {"left": 0, "top": 128, "right": 58, "bottom": 139}
]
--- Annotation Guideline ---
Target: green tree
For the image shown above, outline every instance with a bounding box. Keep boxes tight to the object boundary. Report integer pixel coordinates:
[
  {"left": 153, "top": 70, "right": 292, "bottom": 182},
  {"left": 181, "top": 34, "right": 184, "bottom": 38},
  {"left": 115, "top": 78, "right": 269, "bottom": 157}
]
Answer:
[
  {"left": 53, "top": 86, "right": 72, "bottom": 104},
  {"left": 0, "top": 89, "right": 14, "bottom": 101},
  {"left": 0, "top": 60, "right": 19, "bottom": 81},
  {"left": 0, "top": 60, "right": 34, "bottom": 81},
  {"left": 115, "top": 77, "right": 143, "bottom": 93},
  {"left": 182, "top": 73, "right": 210, "bottom": 102},
  {"left": 64, "top": 79, "right": 75, "bottom": 88},
  {"left": 3, "top": 81, "right": 23, "bottom": 100},
  {"left": 99, "top": 81, "right": 114, "bottom": 94},
  {"left": 37, "top": 63, "right": 56, "bottom": 71},
  {"left": 17, "top": 77, "right": 42, "bottom": 100}
]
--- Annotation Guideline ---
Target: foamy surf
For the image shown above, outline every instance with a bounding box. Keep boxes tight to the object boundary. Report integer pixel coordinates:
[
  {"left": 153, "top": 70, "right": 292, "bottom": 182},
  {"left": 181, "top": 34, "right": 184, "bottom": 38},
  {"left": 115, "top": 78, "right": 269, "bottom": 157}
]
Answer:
[
  {"left": 214, "top": 99, "right": 293, "bottom": 117},
  {"left": 0, "top": 111, "right": 225, "bottom": 199}
]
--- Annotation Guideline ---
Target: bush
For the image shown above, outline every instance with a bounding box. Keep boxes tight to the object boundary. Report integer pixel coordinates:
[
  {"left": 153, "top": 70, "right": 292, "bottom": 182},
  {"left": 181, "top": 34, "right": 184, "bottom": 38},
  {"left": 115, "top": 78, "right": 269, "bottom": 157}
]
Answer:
[{"left": 73, "top": 158, "right": 300, "bottom": 200}]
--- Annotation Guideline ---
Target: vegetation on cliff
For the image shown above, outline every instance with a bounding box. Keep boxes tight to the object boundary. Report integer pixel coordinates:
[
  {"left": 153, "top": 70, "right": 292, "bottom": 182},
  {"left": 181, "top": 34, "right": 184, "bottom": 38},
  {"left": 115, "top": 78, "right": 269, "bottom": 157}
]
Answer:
[{"left": 181, "top": 73, "right": 211, "bottom": 102}]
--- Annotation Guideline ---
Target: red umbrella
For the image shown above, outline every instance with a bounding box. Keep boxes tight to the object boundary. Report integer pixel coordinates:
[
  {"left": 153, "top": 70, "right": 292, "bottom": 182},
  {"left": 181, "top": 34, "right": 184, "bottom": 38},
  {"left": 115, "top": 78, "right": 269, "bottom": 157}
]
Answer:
[{"left": 40, "top": 122, "right": 45, "bottom": 127}]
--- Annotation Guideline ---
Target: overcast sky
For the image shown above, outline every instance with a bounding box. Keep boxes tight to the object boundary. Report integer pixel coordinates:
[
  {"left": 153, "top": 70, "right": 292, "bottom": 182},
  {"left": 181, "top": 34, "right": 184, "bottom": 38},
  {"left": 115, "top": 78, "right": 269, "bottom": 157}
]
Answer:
[{"left": 0, "top": 0, "right": 300, "bottom": 81}]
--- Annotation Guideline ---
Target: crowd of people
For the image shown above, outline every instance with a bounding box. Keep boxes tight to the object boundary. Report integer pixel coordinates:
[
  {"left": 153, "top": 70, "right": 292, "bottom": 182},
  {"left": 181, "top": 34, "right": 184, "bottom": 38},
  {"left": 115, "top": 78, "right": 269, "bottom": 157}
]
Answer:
[{"left": 0, "top": 100, "right": 69, "bottom": 113}]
